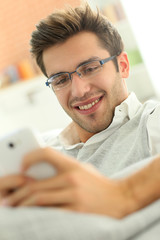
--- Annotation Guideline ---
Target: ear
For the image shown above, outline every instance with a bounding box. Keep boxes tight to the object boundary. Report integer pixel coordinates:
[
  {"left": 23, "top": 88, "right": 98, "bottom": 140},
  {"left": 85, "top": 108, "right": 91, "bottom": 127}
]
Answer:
[{"left": 117, "top": 52, "right": 129, "bottom": 78}]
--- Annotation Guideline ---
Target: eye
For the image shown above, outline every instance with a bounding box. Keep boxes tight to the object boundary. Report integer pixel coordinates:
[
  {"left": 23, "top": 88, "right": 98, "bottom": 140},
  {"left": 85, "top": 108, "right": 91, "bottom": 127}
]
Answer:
[
  {"left": 80, "top": 62, "right": 101, "bottom": 76},
  {"left": 52, "top": 74, "right": 69, "bottom": 86}
]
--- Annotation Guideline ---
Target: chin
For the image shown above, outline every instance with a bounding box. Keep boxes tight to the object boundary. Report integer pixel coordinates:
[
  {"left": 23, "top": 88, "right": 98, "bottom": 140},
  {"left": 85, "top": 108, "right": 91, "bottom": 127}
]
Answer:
[{"left": 81, "top": 123, "right": 109, "bottom": 134}]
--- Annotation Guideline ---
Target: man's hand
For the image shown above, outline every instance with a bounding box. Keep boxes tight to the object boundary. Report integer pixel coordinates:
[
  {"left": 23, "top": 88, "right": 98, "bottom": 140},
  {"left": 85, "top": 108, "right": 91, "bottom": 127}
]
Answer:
[
  {"left": 0, "top": 174, "right": 32, "bottom": 204},
  {"left": 2, "top": 148, "right": 160, "bottom": 219},
  {"left": 0, "top": 147, "right": 136, "bottom": 218}
]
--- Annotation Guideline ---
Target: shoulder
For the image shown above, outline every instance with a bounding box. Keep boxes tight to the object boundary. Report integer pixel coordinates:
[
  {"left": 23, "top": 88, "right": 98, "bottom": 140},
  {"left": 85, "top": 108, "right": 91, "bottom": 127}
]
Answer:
[
  {"left": 137, "top": 99, "right": 160, "bottom": 118},
  {"left": 143, "top": 99, "right": 160, "bottom": 112},
  {"left": 147, "top": 103, "right": 160, "bottom": 125},
  {"left": 147, "top": 102, "right": 160, "bottom": 155},
  {"left": 41, "top": 129, "right": 63, "bottom": 147}
]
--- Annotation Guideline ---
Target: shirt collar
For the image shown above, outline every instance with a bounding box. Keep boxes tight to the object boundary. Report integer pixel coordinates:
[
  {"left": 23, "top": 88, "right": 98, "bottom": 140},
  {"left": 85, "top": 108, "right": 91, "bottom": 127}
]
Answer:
[
  {"left": 120, "top": 92, "right": 142, "bottom": 119},
  {"left": 59, "top": 92, "right": 142, "bottom": 148}
]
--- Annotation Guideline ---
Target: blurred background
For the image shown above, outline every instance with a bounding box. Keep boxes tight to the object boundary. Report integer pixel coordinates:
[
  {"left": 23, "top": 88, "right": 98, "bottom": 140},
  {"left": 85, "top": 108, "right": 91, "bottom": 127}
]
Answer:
[{"left": 0, "top": 0, "right": 159, "bottom": 135}]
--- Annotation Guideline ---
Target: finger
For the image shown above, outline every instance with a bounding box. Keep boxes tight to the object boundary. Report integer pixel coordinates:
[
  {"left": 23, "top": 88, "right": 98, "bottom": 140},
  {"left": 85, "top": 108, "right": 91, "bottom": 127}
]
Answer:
[
  {"left": 0, "top": 175, "right": 31, "bottom": 191},
  {"left": 0, "top": 189, "right": 15, "bottom": 200},
  {"left": 60, "top": 204, "right": 84, "bottom": 214},
  {"left": 19, "top": 189, "right": 73, "bottom": 206},
  {"left": 0, "top": 191, "right": 5, "bottom": 203},
  {"left": 1, "top": 185, "right": 31, "bottom": 207},
  {"left": 3, "top": 173, "right": 70, "bottom": 206},
  {"left": 26, "top": 172, "right": 71, "bottom": 190},
  {"left": 21, "top": 147, "right": 80, "bottom": 173}
]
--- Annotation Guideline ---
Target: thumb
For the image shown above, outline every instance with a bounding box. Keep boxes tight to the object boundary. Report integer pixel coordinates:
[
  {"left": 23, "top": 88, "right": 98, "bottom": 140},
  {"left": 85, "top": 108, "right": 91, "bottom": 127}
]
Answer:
[{"left": 21, "top": 147, "right": 79, "bottom": 173}]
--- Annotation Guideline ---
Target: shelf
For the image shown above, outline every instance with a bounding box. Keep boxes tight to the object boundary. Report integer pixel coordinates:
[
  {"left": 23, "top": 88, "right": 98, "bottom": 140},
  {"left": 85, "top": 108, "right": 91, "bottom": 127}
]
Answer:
[{"left": 0, "top": 75, "right": 71, "bottom": 135}]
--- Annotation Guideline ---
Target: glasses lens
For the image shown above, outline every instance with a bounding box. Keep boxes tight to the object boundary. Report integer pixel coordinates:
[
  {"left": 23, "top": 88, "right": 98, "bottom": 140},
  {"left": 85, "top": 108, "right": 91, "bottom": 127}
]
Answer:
[
  {"left": 49, "top": 73, "right": 70, "bottom": 90},
  {"left": 78, "top": 61, "right": 102, "bottom": 78}
]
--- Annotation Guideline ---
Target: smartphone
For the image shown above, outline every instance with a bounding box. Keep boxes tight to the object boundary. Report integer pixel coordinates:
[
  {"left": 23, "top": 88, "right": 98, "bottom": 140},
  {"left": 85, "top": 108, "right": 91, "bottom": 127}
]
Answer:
[{"left": 0, "top": 128, "right": 55, "bottom": 179}]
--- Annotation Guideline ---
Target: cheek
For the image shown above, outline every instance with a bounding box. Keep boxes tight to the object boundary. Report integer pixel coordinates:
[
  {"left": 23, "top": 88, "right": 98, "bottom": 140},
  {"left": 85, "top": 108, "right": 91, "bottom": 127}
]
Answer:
[
  {"left": 55, "top": 92, "right": 69, "bottom": 108},
  {"left": 100, "top": 71, "right": 121, "bottom": 90},
  {"left": 96, "top": 76, "right": 112, "bottom": 90}
]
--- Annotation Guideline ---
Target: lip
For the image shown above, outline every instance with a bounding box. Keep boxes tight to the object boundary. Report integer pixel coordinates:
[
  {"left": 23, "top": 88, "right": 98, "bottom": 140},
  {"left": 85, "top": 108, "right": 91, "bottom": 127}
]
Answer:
[
  {"left": 73, "top": 95, "right": 104, "bottom": 115},
  {"left": 72, "top": 95, "right": 102, "bottom": 107}
]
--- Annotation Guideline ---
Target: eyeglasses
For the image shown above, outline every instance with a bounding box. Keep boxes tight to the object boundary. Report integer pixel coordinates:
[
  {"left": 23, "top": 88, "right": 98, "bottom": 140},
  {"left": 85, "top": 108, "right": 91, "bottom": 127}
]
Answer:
[{"left": 45, "top": 55, "right": 117, "bottom": 91}]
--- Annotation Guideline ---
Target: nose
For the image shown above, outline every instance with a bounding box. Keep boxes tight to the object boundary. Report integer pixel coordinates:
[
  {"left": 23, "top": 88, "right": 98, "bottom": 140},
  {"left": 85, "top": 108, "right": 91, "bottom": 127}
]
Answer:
[{"left": 71, "top": 72, "right": 91, "bottom": 98}]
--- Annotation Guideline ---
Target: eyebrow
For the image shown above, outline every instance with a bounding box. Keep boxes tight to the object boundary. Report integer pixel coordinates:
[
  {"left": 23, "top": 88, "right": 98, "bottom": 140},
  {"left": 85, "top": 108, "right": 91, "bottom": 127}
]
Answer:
[
  {"left": 77, "top": 56, "right": 100, "bottom": 68},
  {"left": 48, "top": 56, "right": 101, "bottom": 78}
]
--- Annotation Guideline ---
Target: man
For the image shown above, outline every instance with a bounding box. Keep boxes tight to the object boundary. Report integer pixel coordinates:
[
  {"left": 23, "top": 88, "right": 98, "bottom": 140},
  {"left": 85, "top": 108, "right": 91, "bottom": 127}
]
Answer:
[{"left": 0, "top": 2, "right": 160, "bottom": 222}]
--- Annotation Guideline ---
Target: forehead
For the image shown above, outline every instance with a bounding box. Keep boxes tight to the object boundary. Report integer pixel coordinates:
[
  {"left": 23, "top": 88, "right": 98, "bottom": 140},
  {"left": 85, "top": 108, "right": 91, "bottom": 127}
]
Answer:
[{"left": 43, "top": 32, "right": 110, "bottom": 75}]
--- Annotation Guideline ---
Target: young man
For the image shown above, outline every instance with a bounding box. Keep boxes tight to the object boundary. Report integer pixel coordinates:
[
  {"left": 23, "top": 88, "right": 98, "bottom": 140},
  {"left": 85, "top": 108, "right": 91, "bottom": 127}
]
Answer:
[{"left": 0, "top": 3, "right": 160, "bottom": 220}]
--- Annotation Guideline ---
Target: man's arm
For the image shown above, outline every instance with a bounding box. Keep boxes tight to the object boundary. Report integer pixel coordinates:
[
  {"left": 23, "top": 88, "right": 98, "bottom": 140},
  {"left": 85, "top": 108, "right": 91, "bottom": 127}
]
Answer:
[
  {"left": 0, "top": 148, "right": 160, "bottom": 218},
  {"left": 123, "top": 155, "right": 160, "bottom": 212}
]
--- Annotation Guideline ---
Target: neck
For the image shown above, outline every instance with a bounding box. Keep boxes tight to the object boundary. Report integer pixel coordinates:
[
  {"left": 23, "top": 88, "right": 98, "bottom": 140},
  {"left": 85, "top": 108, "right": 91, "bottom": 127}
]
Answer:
[{"left": 74, "top": 123, "right": 95, "bottom": 143}]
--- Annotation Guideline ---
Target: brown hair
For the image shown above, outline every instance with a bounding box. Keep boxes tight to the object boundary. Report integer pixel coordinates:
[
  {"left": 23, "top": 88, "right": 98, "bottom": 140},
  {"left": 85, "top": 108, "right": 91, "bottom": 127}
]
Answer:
[{"left": 30, "top": 3, "right": 124, "bottom": 76}]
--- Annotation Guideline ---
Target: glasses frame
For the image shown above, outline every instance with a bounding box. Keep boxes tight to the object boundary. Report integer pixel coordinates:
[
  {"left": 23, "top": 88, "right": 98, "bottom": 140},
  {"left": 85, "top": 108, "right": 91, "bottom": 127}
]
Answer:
[{"left": 45, "top": 55, "right": 117, "bottom": 90}]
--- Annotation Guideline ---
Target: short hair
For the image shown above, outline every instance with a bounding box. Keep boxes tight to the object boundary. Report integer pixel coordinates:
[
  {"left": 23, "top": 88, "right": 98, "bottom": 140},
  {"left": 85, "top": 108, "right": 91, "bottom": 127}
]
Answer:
[{"left": 30, "top": 3, "right": 124, "bottom": 76}]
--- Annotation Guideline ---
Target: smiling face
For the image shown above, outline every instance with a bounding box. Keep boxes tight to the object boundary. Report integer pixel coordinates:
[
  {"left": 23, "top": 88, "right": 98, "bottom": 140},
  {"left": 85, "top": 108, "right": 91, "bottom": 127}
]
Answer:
[{"left": 43, "top": 32, "right": 129, "bottom": 142}]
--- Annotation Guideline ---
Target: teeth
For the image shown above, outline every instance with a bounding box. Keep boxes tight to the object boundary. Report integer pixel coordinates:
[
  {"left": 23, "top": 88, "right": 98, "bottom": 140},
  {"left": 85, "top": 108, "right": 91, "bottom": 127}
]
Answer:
[{"left": 79, "top": 98, "right": 100, "bottom": 110}]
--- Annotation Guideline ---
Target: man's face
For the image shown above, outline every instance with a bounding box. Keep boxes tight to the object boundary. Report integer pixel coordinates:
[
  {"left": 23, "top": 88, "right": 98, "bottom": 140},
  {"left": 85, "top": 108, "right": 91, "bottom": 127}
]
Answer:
[{"left": 43, "top": 32, "right": 129, "bottom": 140}]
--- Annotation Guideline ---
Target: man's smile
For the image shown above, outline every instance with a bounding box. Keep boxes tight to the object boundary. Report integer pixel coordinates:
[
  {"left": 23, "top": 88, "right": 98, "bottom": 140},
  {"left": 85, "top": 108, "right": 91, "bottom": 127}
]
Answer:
[
  {"left": 72, "top": 96, "right": 104, "bottom": 115},
  {"left": 78, "top": 97, "right": 101, "bottom": 110}
]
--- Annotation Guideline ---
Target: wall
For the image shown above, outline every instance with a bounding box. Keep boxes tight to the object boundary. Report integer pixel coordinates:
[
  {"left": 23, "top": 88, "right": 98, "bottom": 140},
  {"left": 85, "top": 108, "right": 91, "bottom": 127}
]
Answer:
[
  {"left": 0, "top": 0, "right": 80, "bottom": 73},
  {"left": 0, "top": 0, "right": 80, "bottom": 135}
]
